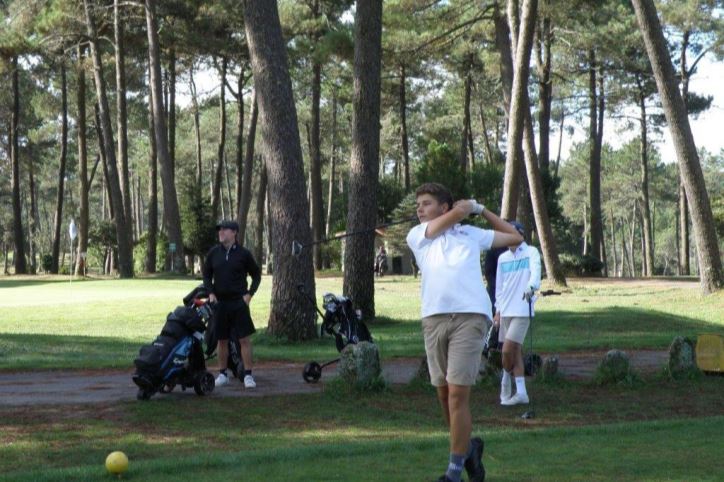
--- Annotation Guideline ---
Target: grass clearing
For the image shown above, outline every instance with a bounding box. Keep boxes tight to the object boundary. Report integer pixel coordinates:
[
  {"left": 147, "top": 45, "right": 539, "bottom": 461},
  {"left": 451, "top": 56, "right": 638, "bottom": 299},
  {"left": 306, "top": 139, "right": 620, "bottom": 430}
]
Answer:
[
  {"left": 1, "top": 275, "right": 722, "bottom": 370},
  {"left": 1, "top": 376, "right": 723, "bottom": 481}
]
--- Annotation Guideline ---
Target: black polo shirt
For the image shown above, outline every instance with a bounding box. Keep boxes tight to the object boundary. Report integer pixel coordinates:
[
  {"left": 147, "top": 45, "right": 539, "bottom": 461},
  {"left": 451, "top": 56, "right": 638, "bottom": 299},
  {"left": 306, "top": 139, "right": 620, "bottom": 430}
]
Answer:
[{"left": 202, "top": 243, "right": 261, "bottom": 302}]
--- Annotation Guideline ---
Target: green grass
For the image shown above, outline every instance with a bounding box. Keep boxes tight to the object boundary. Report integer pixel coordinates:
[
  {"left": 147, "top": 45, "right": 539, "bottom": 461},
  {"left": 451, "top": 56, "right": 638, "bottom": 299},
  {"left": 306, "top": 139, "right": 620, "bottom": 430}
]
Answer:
[
  {"left": 0, "top": 275, "right": 722, "bottom": 369},
  {"left": 1, "top": 377, "right": 723, "bottom": 481}
]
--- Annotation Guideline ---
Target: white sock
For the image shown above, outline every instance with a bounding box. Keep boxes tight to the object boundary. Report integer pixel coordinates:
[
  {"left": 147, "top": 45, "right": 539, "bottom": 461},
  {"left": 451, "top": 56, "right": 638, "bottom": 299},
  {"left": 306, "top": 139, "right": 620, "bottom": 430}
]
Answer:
[
  {"left": 502, "top": 370, "right": 512, "bottom": 385},
  {"left": 515, "top": 376, "right": 527, "bottom": 396}
]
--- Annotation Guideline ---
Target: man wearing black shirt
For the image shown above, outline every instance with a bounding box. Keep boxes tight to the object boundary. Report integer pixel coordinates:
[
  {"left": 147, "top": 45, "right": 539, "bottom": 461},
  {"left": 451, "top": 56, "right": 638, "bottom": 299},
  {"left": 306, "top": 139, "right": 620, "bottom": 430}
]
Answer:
[{"left": 203, "top": 220, "right": 262, "bottom": 388}]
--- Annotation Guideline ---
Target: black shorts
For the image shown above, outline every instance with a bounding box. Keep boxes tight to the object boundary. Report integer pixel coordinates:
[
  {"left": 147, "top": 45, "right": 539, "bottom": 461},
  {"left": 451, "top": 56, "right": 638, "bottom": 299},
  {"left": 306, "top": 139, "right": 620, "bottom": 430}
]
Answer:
[{"left": 214, "top": 300, "right": 256, "bottom": 340}]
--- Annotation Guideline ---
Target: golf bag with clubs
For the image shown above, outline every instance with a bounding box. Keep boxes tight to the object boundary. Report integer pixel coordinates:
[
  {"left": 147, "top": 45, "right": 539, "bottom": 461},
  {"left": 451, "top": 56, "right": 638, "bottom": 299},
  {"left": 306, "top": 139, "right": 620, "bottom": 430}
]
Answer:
[
  {"left": 132, "top": 287, "right": 215, "bottom": 401},
  {"left": 298, "top": 286, "right": 373, "bottom": 382},
  {"left": 183, "top": 285, "right": 245, "bottom": 380}
]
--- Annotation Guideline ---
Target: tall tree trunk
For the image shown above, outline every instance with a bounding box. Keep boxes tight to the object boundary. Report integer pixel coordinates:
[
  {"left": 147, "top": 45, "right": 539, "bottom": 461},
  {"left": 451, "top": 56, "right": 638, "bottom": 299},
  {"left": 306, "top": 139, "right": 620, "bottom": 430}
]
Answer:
[
  {"left": 168, "top": 48, "right": 176, "bottom": 178},
  {"left": 51, "top": 63, "right": 68, "bottom": 274},
  {"left": 636, "top": 75, "right": 654, "bottom": 277},
  {"left": 610, "top": 210, "right": 618, "bottom": 277},
  {"left": 495, "top": 2, "right": 522, "bottom": 219},
  {"left": 514, "top": 0, "right": 566, "bottom": 286},
  {"left": 326, "top": 87, "right": 338, "bottom": 238},
  {"left": 310, "top": 55, "right": 324, "bottom": 270},
  {"left": 10, "top": 55, "right": 27, "bottom": 274},
  {"left": 190, "top": 62, "right": 203, "bottom": 188},
  {"left": 243, "top": 0, "right": 316, "bottom": 339},
  {"left": 343, "top": 0, "right": 383, "bottom": 320},
  {"left": 94, "top": 103, "right": 113, "bottom": 221},
  {"left": 85, "top": 0, "right": 134, "bottom": 277},
  {"left": 145, "top": 79, "right": 158, "bottom": 274},
  {"left": 677, "top": 30, "right": 691, "bottom": 276},
  {"left": 211, "top": 56, "right": 228, "bottom": 221},
  {"left": 535, "top": 2, "right": 552, "bottom": 173},
  {"left": 587, "top": 49, "right": 603, "bottom": 270},
  {"left": 76, "top": 47, "right": 89, "bottom": 276},
  {"left": 28, "top": 148, "right": 38, "bottom": 274},
  {"left": 234, "top": 67, "right": 246, "bottom": 218},
  {"left": 632, "top": 0, "right": 723, "bottom": 292},
  {"left": 238, "top": 94, "right": 258, "bottom": 244},
  {"left": 145, "top": 0, "right": 185, "bottom": 273},
  {"left": 460, "top": 68, "right": 472, "bottom": 173},
  {"left": 254, "top": 155, "right": 267, "bottom": 266},
  {"left": 115, "top": 0, "right": 133, "bottom": 238},
  {"left": 476, "top": 85, "right": 495, "bottom": 165},
  {"left": 399, "top": 64, "right": 410, "bottom": 190}
]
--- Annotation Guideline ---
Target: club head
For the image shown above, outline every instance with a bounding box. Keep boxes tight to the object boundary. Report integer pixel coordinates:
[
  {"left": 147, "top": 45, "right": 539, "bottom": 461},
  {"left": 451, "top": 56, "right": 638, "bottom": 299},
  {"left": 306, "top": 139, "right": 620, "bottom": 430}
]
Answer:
[
  {"left": 521, "top": 410, "right": 535, "bottom": 420},
  {"left": 291, "top": 240, "right": 303, "bottom": 257}
]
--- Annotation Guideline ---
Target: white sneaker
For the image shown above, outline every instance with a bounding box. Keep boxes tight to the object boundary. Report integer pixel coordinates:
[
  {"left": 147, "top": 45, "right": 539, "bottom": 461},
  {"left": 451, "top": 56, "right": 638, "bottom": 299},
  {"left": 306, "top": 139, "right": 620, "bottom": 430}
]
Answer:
[
  {"left": 243, "top": 375, "right": 256, "bottom": 388},
  {"left": 215, "top": 373, "right": 229, "bottom": 387},
  {"left": 501, "top": 392, "right": 529, "bottom": 406},
  {"left": 500, "top": 382, "right": 512, "bottom": 404}
]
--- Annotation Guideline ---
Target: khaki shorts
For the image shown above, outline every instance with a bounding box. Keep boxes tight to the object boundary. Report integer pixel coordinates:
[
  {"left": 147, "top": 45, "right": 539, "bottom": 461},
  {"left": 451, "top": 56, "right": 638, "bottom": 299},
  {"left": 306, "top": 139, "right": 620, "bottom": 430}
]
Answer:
[
  {"left": 421, "top": 313, "right": 489, "bottom": 387},
  {"left": 498, "top": 316, "right": 529, "bottom": 344}
]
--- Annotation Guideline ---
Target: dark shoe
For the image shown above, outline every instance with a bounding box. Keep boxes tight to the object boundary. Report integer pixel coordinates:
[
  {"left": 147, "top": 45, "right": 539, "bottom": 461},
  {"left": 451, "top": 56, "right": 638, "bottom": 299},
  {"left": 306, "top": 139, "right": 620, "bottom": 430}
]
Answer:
[
  {"left": 435, "top": 477, "right": 454, "bottom": 482},
  {"left": 464, "top": 436, "right": 486, "bottom": 482}
]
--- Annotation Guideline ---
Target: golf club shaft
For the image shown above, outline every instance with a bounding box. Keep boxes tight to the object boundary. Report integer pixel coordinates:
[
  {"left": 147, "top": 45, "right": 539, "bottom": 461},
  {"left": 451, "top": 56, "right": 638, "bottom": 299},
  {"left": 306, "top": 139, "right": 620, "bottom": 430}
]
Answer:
[{"left": 303, "top": 217, "right": 416, "bottom": 248}]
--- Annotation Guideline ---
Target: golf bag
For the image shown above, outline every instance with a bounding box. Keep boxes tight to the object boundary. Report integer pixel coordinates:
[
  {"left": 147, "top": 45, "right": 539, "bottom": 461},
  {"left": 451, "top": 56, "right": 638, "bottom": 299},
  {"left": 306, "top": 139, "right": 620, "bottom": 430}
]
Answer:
[
  {"left": 299, "top": 288, "right": 374, "bottom": 382},
  {"left": 482, "top": 324, "right": 501, "bottom": 359},
  {"left": 132, "top": 289, "right": 215, "bottom": 400},
  {"left": 204, "top": 315, "right": 245, "bottom": 380}
]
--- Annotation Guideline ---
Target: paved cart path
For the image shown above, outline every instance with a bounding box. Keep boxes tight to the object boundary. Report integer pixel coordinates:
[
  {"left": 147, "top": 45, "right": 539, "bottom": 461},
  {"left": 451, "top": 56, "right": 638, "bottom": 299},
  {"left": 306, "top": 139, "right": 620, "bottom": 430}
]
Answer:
[{"left": 0, "top": 350, "right": 668, "bottom": 407}]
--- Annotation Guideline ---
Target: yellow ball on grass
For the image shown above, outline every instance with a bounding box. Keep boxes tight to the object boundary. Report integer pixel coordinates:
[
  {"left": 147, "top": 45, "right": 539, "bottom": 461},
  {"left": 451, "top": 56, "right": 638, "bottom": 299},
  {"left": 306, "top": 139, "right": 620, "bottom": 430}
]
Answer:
[{"left": 105, "top": 451, "right": 129, "bottom": 475}]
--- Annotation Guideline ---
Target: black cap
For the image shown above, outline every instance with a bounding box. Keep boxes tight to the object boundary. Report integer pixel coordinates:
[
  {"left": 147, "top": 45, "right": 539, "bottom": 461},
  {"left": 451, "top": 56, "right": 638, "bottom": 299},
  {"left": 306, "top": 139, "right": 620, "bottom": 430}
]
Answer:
[
  {"left": 509, "top": 220, "right": 525, "bottom": 237},
  {"left": 216, "top": 220, "right": 239, "bottom": 231}
]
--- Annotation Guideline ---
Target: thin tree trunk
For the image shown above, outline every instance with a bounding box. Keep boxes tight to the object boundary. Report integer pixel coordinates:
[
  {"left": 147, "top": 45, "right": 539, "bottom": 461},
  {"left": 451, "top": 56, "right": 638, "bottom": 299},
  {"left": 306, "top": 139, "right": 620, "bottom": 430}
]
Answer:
[
  {"left": 477, "top": 88, "right": 495, "bottom": 165},
  {"left": 343, "top": 0, "right": 383, "bottom": 320},
  {"left": 145, "top": 82, "right": 158, "bottom": 274},
  {"left": 310, "top": 58, "right": 324, "bottom": 270},
  {"left": 399, "top": 64, "right": 410, "bottom": 190},
  {"left": 115, "top": 0, "right": 133, "bottom": 238},
  {"left": 588, "top": 49, "right": 603, "bottom": 268},
  {"left": 678, "top": 30, "right": 691, "bottom": 276},
  {"left": 238, "top": 93, "right": 258, "bottom": 243},
  {"left": 51, "top": 63, "right": 68, "bottom": 274},
  {"left": 460, "top": 68, "right": 472, "bottom": 173},
  {"left": 326, "top": 87, "right": 338, "bottom": 238},
  {"left": 234, "top": 67, "right": 246, "bottom": 218},
  {"left": 535, "top": 2, "right": 552, "bottom": 173},
  {"left": 145, "top": 0, "right": 185, "bottom": 273},
  {"left": 636, "top": 75, "right": 654, "bottom": 276},
  {"left": 554, "top": 110, "right": 564, "bottom": 180},
  {"left": 76, "top": 47, "right": 89, "bottom": 277},
  {"left": 243, "top": 0, "right": 316, "bottom": 339},
  {"left": 496, "top": 2, "right": 522, "bottom": 219},
  {"left": 85, "top": 0, "right": 133, "bottom": 277},
  {"left": 632, "top": 0, "right": 723, "bottom": 292},
  {"left": 190, "top": 62, "right": 203, "bottom": 188},
  {"left": 610, "top": 210, "right": 618, "bottom": 277},
  {"left": 168, "top": 48, "right": 176, "bottom": 178},
  {"left": 254, "top": 155, "right": 267, "bottom": 266},
  {"left": 10, "top": 55, "right": 27, "bottom": 274},
  {"left": 211, "top": 56, "right": 228, "bottom": 221},
  {"left": 28, "top": 148, "right": 39, "bottom": 274}
]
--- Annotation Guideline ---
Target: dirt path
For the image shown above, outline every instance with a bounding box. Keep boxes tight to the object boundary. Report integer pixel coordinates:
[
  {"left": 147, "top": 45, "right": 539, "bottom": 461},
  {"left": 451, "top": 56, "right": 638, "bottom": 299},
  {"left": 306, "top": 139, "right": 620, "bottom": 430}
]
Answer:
[{"left": 0, "top": 350, "right": 668, "bottom": 407}]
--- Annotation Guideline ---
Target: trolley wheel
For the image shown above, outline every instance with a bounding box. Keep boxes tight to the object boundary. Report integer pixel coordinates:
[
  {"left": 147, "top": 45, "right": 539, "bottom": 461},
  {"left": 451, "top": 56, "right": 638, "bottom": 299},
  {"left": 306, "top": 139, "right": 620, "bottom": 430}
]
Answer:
[
  {"left": 136, "top": 388, "right": 152, "bottom": 401},
  {"left": 194, "top": 371, "right": 215, "bottom": 396},
  {"left": 303, "top": 361, "right": 322, "bottom": 383},
  {"left": 159, "top": 382, "right": 176, "bottom": 394},
  {"left": 524, "top": 353, "right": 542, "bottom": 377}
]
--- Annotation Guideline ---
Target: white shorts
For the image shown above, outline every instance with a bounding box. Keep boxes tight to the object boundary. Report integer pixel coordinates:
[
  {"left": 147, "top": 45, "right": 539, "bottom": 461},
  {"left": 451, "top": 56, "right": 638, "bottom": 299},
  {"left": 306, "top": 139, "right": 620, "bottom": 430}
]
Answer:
[{"left": 498, "top": 316, "right": 529, "bottom": 345}]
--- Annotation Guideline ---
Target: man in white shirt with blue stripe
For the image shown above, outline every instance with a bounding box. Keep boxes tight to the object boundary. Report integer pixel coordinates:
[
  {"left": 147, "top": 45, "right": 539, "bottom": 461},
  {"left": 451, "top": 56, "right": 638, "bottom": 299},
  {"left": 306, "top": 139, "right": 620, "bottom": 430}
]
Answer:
[
  {"left": 493, "top": 221, "right": 542, "bottom": 406},
  {"left": 407, "top": 183, "right": 523, "bottom": 482}
]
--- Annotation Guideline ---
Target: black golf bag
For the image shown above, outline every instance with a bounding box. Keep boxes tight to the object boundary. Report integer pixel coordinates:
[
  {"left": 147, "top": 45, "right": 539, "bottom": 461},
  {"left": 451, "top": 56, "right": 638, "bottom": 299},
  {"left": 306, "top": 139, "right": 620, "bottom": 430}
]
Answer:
[
  {"left": 204, "top": 316, "right": 245, "bottom": 380},
  {"left": 132, "top": 289, "right": 215, "bottom": 400},
  {"left": 302, "top": 292, "right": 373, "bottom": 383}
]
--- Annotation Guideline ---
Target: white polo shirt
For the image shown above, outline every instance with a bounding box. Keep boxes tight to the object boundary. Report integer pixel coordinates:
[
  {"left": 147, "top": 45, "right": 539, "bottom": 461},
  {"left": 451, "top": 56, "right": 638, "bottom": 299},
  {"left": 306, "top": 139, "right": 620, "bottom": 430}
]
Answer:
[
  {"left": 406, "top": 222, "right": 495, "bottom": 319},
  {"left": 494, "top": 242, "right": 541, "bottom": 317}
]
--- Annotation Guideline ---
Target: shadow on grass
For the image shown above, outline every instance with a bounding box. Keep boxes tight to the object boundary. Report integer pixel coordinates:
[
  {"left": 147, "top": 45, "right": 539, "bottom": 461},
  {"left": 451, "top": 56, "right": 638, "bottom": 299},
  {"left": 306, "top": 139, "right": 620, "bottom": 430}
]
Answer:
[
  {"left": 535, "top": 305, "right": 723, "bottom": 352},
  {"left": 1, "top": 307, "right": 722, "bottom": 370}
]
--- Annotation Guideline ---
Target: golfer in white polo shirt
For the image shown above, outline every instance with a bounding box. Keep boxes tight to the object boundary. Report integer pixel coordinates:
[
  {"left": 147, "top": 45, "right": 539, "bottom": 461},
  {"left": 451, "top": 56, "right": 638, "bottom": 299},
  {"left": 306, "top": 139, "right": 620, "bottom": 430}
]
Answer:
[
  {"left": 407, "top": 182, "right": 523, "bottom": 482},
  {"left": 493, "top": 220, "right": 541, "bottom": 406}
]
